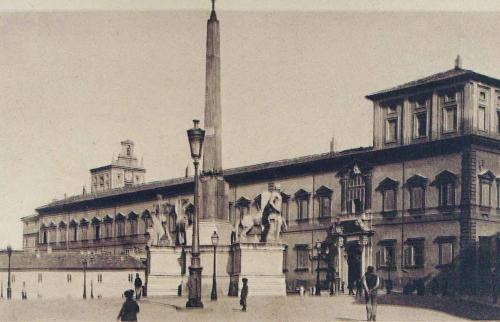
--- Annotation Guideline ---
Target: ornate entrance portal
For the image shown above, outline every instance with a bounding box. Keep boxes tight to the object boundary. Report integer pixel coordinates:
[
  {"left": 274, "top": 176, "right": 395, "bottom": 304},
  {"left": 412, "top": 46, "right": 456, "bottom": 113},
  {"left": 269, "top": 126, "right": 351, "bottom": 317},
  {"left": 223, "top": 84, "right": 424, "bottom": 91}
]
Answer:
[{"left": 326, "top": 217, "right": 373, "bottom": 294}]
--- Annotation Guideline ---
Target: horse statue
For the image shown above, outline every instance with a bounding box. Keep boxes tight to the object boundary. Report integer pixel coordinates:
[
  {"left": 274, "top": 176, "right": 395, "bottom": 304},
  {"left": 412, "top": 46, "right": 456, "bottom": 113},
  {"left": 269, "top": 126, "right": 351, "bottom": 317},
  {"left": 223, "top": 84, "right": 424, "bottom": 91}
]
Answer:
[
  {"left": 147, "top": 195, "right": 173, "bottom": 247},
  {"left": 237, "top": 184, "right": 287, "bottom": 242}
]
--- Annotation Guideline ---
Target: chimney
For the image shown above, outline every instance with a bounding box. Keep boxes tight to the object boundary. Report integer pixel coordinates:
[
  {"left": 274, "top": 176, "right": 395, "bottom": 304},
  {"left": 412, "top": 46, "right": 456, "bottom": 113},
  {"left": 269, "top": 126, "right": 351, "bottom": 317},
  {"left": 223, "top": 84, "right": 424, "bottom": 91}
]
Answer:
[
  {"left": 185, "top": 163, "right": 190, "bottom": 178},
  {"left": 82, "top": 186, "right": 86, "bottom": 195},
  {"left": 330, "top": 136, "right": 336, "bottom": 153},
  {"left": 454, "top": 54, "right": 462, "bottom": 70}
]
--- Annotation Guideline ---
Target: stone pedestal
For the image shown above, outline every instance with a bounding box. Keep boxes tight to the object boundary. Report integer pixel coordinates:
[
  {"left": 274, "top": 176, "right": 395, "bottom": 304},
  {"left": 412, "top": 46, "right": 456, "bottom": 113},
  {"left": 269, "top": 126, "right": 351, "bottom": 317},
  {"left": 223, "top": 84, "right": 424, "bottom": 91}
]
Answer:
[
  {"left": 147, "top": 245, "right": 232, "bottom": 297},
  {"left": 237, "top": 243, "right": 286, "bottom": 296},
  {"left": 147, "top": 246, "right": 185, "bottom": 296}
]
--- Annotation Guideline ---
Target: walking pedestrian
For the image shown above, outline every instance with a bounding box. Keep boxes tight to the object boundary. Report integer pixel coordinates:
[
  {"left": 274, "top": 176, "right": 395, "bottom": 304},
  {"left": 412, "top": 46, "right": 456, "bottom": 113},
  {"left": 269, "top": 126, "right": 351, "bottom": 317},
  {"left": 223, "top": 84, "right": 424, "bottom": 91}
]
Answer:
[
  {"left": 134, "top": 274, "right": 143, "bottom": 300},
  {"left": 362, "top": 266, "right": 380, "bottom": 322},
  {"left": 117, "top": 289, "right": 140, "bottom": 322},
  {"left": 240, "top": 278, "right": 248, "bottom": 312}
]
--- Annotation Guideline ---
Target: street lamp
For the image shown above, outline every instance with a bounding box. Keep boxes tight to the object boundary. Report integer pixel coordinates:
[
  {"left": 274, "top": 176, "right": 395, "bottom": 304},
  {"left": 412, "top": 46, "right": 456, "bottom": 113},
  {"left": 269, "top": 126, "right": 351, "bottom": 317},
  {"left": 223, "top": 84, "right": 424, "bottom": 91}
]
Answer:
[
  {"left": 314, "top": 241, "right": 322, "bottom": 296},
  {"left": 186, "top": 119, "right": 205, "bottom": 308},
  {"left": 82, "top": 259, "right": 87, "bottom": 299},
  {"left": 7, "top": 245, "right": 12, "bottom": 300},
  {"left": 211, "top": 231, "right": 219, "bottom": 301}
]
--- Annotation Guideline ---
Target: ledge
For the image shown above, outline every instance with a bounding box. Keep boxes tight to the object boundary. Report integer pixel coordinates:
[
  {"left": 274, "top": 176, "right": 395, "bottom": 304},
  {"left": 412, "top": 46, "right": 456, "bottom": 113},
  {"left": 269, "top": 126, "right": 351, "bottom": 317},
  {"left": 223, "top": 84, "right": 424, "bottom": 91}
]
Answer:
[
  {"left": 295, "top": 268, "right": 309, "bottom": 273},
  {"left": 381, "top": 210, "right": 398, "bottom": 218}
]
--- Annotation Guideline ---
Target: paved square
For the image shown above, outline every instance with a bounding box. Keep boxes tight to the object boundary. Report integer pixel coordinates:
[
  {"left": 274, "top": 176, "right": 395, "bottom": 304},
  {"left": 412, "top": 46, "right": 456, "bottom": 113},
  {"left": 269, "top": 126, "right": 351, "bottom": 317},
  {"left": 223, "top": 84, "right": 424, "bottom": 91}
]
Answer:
[{"left": 0, "top": 294, "right": 472, "bottom": 321}]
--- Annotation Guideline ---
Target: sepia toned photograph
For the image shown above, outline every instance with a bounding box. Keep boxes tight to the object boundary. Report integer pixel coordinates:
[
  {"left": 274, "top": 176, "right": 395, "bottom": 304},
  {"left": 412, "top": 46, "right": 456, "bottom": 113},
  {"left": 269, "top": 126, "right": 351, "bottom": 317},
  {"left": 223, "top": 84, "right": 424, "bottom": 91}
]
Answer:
[{"left": 1, "top": 0, "right": 500, "bottom": 321}]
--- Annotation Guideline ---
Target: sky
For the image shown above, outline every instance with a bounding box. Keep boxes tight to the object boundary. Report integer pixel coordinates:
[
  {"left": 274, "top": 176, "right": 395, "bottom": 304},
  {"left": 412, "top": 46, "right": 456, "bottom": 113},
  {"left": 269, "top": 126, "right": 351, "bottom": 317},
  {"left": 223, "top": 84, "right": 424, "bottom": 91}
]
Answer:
[{"left": 1, "top": 1, "right": 500, "bottom": 249}]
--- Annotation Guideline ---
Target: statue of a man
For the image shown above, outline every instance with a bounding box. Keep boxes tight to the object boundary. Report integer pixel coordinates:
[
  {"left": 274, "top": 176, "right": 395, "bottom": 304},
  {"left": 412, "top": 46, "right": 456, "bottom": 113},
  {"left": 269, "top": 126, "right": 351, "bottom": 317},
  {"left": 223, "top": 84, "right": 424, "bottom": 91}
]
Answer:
[{"left": 260, "top": 184, "right": 282, "bottom": 242}]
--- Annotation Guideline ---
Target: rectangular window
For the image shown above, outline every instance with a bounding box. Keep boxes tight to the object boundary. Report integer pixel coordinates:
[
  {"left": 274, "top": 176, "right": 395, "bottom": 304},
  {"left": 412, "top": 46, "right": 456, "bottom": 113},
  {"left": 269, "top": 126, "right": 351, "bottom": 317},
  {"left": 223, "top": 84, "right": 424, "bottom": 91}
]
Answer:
[
  {"left": 59, "top": 228, "right": 66, "bottom": 243},
  {"left": 81, "top": 226, "right": 88, "bottom": 241},
  {"left": 283, "top": 245, "right": 288, "bottom": 272},
  {"left": 478, "top": 105, "right": 486, "bottom": 131},
  {"left": 443, "top": 106, "right": 457, "bottom": 132},
  {"left": 95, "top": 225, "right": 101, "bottom": 240},
  {"left": 385, "top": 118, "right": 398, "bottom": 143},
  {"left": 410, "top": 187, "right": 424, "bottom": 210},
  {"left": 439, "top": 242, "right": 454, "bottom": 265},
  {"left": 480, "top": 181, "right": 491, "bottom": 207},
  {"left": 298, "top": 199, "right": 308, "bottom": 220},
  {"left": 72, "top": 226, "right": 78, "bottom": 241},
  {"left": 376, "top": 243, "right": 396, "bottom": 268},
  {"left": 295, "top": 245, "right": 309, "bottom": 271},
  {"left": 404, "top": 241, "right": 424, "bottom": 268},
  {"left": 130, "top": 220, "right": 138, "bottom": 235},
  {"left": 439, "top": 183, "right": 455, "bottom": 208},
  {"left": 105, "top": 223, "right": 112, "bottom": 238},
  {"left": 497, "top": 110, "right": 500, "bottom": 133},
  {"left": 319, "top": 197, "right": 331, "bottom": 218},
  {"left": 414, "top": 112, "right": 427, "bottom": 138},
  {"left": 281, "top": 201, "right": 289, "bottom": 226},
  {"left": 117, "top": 221, "right": 124, "bottom": 237},
  {"left": 383, "top": 189, "right": 396, "bottom": 212}
]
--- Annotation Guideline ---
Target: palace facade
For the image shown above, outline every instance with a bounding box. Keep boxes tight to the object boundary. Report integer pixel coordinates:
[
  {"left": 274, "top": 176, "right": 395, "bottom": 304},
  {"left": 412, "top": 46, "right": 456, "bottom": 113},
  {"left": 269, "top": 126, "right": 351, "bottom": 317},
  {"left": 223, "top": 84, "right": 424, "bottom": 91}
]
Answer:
[{"left": 23, "top": 62, "right": 500, "bottom": 294}]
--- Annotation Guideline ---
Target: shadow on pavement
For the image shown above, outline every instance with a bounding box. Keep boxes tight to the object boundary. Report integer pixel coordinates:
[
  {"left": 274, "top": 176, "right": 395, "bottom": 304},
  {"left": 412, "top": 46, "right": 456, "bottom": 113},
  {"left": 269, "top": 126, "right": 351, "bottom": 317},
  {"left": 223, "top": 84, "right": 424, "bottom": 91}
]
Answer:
[{"left": 352, "top": 293, "right": 500, "bottom": 320}]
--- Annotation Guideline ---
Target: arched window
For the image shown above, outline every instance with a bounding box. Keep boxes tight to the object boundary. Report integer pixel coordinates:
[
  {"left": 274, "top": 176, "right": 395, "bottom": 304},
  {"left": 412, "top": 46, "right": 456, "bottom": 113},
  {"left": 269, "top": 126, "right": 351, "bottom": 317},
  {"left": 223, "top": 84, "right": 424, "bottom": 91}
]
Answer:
[
  {"left": 128, "top": 212, "right": 138, "bottom": 236},
  {"left": 115, "top": 213, "right": 125, "bottom": 237},
  {"left": 339, "top": 162, "right": 373, "bottom": 215},
  {"left": 79, "top": 219, "right": 88, "bottom": 241},
  {"left": 58, "top": 222, "right": 67, "bottom": 243},
  {"left": 91, "top": 217, "right": 101, "bottom": 240},
  {"left": 141, "top": 210, "right": 152, "bottom": 234},
  {"left": 103, "top": 215, "right": 113, "bottom": 238},
  {"left": 69, "top": 220, "right": 78, "bottom": 242}
]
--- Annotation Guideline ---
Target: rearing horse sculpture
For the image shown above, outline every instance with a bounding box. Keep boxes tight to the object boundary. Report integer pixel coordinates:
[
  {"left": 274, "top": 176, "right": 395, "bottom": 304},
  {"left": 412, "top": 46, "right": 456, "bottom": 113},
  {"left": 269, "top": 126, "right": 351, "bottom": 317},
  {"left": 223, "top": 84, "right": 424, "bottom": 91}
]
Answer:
[{"left": 237, "top": 185, "right": 286, "bottom": 242}]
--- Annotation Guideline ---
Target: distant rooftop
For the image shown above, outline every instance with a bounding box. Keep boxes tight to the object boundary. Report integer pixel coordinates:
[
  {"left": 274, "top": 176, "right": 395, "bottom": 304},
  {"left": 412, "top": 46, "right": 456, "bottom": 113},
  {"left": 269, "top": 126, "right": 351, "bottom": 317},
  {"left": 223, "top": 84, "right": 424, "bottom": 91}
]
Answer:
[
  {"left": 36, "top": 145, "right": 373, "bottom": 212},
  {"left": 0, "top": 251, "right": 144, "bottom": 270},
  {"left": 366, "top": 67, "right": 500, "bottom": 101}
]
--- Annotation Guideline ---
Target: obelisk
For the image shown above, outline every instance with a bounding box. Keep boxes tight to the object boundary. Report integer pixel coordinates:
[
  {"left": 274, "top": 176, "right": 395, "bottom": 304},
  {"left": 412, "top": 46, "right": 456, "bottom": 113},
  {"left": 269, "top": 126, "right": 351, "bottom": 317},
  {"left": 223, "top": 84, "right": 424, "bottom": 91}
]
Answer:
[{"left": 199, "top": 0, "right": 232, "bottom": 244}]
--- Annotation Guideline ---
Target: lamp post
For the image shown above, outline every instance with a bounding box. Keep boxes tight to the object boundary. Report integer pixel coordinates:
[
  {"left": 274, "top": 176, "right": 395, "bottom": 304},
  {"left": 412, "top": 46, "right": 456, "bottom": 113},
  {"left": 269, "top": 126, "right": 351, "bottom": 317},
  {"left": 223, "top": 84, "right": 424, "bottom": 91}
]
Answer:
[
  {"left": 82, "top": 259, "right": 87, "bottom": 299},
  {"left": 6, "top": 245, "right": 12, "bottom": 300},
  {"left": 211, "top": 231, "right": 219, "bottom": 301},
  {"left": 186, "top": 119, "right": 205, "bottom": 308},
  {"left": 314, "top": 241, "right": 322, "bottom": 296}
]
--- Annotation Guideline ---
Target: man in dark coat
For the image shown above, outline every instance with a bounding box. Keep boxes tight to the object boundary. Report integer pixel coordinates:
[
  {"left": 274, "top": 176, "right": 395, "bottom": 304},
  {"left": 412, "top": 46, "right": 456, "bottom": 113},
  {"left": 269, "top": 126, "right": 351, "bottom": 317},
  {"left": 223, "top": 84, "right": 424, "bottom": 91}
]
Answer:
[
  {"left": 134, "top": 274, "right": 143, "bottom": 300},
  {"left": 117, "top": 289, "right": 140, "bottom": 322},
  {"left": 240, "top": 278, "right": 248, "bottom": 312},
  {"left": 362, "top": 266, "right": 380, "bottom": 322}
]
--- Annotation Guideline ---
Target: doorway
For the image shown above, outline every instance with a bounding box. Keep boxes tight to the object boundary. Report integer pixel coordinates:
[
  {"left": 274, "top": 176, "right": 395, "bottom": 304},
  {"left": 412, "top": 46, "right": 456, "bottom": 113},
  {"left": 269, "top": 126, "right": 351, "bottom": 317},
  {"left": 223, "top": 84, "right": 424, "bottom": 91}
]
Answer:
[{"left": 346, "top": 242, "right": 362, "bottom": 293}]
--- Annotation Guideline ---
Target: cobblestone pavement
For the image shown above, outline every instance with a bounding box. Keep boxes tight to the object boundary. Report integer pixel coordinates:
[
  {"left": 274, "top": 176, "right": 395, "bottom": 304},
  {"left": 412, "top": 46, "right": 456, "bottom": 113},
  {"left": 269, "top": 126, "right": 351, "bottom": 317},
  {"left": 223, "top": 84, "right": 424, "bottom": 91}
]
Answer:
[{"left": 0, "top": 294, "right": 473, "bottom": 322}]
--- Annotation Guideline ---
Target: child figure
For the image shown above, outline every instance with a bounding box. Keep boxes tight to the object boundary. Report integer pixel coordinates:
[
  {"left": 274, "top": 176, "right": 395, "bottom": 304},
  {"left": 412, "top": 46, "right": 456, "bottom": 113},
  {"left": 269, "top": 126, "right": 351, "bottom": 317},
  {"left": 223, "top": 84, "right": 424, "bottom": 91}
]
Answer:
[{"left": 240, "top": 278, "right": 248, "bottom": 312}]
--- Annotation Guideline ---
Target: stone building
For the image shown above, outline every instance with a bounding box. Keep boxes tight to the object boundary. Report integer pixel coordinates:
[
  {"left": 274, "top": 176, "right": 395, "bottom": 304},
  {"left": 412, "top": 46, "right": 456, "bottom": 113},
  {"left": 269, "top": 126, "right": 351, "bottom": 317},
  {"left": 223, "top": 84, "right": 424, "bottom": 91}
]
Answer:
[
  {"left": 0, "top": 251, "right": 145, "bottom": 299},
  {"left": 22, "top": 60, "right": 500, "bottom": 294}
]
